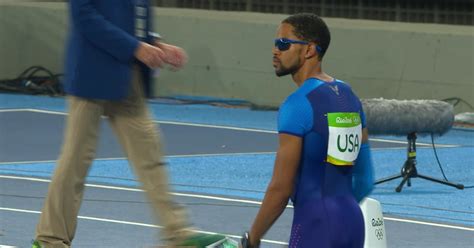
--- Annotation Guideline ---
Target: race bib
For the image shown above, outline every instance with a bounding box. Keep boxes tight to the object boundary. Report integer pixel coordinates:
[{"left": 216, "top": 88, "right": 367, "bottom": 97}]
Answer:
[{"left": 327, "top": 112, "right": 362, "bottom": 166}]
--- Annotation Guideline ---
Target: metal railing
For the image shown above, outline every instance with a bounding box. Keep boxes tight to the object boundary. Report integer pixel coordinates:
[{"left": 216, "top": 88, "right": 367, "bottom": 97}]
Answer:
[
  {"left": 21, "top": 0, "right": 473, "bottom": 25},
  {"left": 154, "top": 0, "right": 473, "bottom": 25}
]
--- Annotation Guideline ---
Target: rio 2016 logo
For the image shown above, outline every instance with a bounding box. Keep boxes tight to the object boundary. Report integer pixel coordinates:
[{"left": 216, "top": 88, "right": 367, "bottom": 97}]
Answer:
[
  {"left": 371, "top": 218, "right": 384, "bottom": 227},
  {"left": 372, "top": 218, "right": 385, "bottom": 240},
  {"left": 375, "top": 228, "right": 384, "bottom": 240}
]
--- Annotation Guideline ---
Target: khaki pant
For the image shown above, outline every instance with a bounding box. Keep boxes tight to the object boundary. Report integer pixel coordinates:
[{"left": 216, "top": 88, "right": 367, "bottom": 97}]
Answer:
[{"left": 35, "top": 68, "right": 189, "bottom": 247}]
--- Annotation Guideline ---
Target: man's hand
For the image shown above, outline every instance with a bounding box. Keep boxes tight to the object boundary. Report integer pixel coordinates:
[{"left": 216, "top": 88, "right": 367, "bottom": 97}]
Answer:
[
  {"left": 155, "top": 42, "right": 188, "bottom": 70},
  {"left": 134, "top": 42, "right": 165, "bottom": 69}
]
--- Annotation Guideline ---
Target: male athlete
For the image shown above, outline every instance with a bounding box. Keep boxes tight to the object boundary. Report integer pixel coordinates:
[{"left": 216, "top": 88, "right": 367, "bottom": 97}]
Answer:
[{"left": 241, "top": 13, "right": 374, "bottom": 248}]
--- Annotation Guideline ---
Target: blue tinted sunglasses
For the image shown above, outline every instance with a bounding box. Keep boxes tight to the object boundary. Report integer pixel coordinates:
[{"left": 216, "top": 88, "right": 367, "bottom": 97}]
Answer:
[
  {"left": 274, "top": 38, "right": 323, "bottom": 53},
  {"left": 274, "top": 38, "right": 309, "bottom": 51}
]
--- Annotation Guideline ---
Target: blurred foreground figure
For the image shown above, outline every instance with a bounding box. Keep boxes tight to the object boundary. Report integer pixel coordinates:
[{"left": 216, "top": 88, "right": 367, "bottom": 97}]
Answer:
[{"left": 32, "top": 1, "right": 220, "bottom": 247}]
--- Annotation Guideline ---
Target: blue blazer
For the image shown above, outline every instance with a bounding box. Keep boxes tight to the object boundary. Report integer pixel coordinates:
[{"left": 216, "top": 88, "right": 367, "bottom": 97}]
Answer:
[{"left": 64, "top": 0, "right": 154, "bottom": 100}]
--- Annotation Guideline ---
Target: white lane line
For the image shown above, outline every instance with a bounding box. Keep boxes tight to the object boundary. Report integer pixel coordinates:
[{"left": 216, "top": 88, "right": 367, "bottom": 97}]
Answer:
[
  {"left": 155, "top": 120, "right": 276, "bottom": 133},
  {"left": 0, "top": 158, "right": 123, "bottom": 165},
  {"left": 0, "top": 207, "right": 287, "bottom": 245},
  {"left": 0, "top": 109, "right": 460, "bottom": 147},
  {"left": 383, "top": 217, "right": 474, "bottom": 232},
  {"left": 172, "top": 192, "right": 266, "bottom": 206},
  {"left": 0, "top": 108, "right": 276, "bottom": 133},
  {"left": 0, "top": 175, "right": 273, "bottom": 206},
  {"left": 2, "top": 174, "right": 473, "bottom": 232},
  {"left": 369, "top": 138, "right": 459, "bottom": 148},
  {"left": 371, "top": 146, "right": 459, "bottom": 151},
  {"left": 0, "top": 152, "right": 277, "bottom": 166},
  {"left": 0, "top": 108, "right": 35, "bottom": 113},
  {"left": 0, "top": 108, "right": 65, "bottom": 115},
  {"left": 167, "top": 152, "right": 277, "bottom": 157}
]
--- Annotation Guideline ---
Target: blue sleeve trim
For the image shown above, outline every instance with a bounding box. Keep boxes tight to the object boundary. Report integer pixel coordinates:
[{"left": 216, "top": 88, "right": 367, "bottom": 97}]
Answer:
[{"left": 352, "top": 143, "right": 374, "bottom": 202}]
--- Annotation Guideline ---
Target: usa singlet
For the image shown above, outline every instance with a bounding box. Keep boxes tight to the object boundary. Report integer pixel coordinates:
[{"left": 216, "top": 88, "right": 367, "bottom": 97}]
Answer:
[{"left": 278, "top": 78, "right": 366, "bottom": 248}]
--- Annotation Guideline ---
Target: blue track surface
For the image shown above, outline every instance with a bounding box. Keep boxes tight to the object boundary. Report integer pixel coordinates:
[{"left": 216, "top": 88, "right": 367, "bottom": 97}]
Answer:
[{"left": 1, "top": 93, "right": 473, "bottom": 228}]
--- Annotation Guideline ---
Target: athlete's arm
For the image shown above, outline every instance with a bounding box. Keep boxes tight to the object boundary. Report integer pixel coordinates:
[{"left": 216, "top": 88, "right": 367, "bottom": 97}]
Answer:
[
  {"left": 248, "top": 133, "right": 302, "bottom": 246},
  {"left": 352, "top": 127, "right": 375, "bottom": 202}
]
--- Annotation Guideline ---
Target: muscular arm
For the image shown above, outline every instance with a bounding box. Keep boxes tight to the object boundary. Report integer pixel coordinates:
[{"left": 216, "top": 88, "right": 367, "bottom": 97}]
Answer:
[
  {"left": 248, "top": 134, "right": 302, "bottom": 245},
  {"left": 352, "top": 127, "right": 375, "bottom": 202}
]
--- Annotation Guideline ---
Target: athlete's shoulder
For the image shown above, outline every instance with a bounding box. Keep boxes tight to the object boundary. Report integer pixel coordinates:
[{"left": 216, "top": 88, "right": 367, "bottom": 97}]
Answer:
[
  {"left": 283, "top": 92, "right": 315, "bottom": 117},
  {"left": 334, "top": 79, "right": 353, "bottom": 89},
  {"left": 283, "top": 91, "right": 302, "bottom": 104},
  {"left": 278, "top": 90, "right": 314, "bottom": 137}
]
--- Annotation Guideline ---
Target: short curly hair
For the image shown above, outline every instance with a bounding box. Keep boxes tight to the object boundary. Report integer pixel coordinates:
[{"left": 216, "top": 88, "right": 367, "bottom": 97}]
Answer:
[{"left": 282, "top": 13, "right": 331, "bottom": 60}]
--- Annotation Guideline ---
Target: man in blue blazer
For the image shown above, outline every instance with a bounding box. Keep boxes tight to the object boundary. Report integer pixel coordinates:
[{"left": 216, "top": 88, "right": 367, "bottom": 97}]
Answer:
[{"left": 32, "top": 0, "right": 197, "bottom": 247}]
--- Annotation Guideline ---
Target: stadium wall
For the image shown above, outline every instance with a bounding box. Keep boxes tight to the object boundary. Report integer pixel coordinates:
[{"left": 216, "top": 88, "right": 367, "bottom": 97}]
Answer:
[{"left": 0, "top": 2, "right": 472, "bottom": 112}]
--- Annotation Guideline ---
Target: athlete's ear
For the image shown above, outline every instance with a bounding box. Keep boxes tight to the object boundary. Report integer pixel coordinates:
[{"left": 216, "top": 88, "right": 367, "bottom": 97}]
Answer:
[{"left": 305, "top": 43, "right": 318, "bottom": 59}]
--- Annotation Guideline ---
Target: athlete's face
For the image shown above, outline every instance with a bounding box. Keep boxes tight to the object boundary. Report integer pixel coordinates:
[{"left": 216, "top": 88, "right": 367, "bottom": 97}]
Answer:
[{"left": 273, "top": 23, "right": 307, "bottom": 77}]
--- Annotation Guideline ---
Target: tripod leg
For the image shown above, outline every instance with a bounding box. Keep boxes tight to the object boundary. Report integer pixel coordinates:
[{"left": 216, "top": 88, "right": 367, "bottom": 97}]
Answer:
[
  {"left": 396, "top": 175, "right": 410, "bottom": 192},
  {"left": 417, "top": 174, "right": 464, "bottom": 190},
  {"left": 375, "top": 174, "right": 403, "bottom": 185},
  {"left": 407, "top": 178, "right": 411, "bottom": 187}
]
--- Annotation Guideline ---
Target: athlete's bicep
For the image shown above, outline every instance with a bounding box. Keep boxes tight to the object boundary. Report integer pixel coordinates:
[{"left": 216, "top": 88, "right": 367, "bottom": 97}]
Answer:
[
  {"left": 268, "top": 134, "right": 302, "bottom": 196},
  {"left": 353, "top": 127, "right": 374, "bottom": 202}
]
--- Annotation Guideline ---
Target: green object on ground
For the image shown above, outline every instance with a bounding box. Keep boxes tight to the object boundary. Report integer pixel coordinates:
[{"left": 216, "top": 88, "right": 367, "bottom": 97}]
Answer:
[
  {"left": 178, "top": 234, "right": 238, "bottom": 248},
  {"left": 31, "top": 240, "right": 42, "bottom": 248},
  {"left": 179, "top": 233, "right": 225, "bottom": 247}
]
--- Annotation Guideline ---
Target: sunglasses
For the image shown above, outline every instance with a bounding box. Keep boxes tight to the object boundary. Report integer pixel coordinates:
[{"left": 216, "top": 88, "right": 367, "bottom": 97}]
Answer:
[
  {"left": 274, "top": 38, "right": 323, "bottom": 53},
  {"left": 274, "top": 38, "right": 309, "bottom": 51}
]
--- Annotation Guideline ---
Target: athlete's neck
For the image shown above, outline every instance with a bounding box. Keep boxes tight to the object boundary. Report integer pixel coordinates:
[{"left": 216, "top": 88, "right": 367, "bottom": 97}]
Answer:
[{"left": 292, "top": 62, "right": 333, "bottom": 87}]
